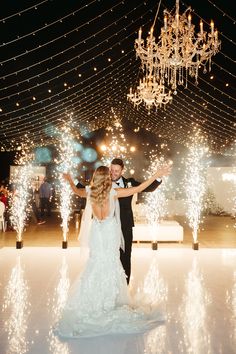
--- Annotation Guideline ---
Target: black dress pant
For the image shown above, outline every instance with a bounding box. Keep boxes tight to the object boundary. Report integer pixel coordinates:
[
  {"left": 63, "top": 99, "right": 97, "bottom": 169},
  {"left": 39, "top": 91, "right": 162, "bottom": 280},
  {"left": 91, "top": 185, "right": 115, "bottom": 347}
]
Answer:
[
  {"left": 32, "top": 201, "right": 41, "bottom": 222},
  {"left": 40, "top": 198, "right": 51, "bottom": 217},
  {"left": 120, "top": 226, "right": 133, "bottom": 284}
]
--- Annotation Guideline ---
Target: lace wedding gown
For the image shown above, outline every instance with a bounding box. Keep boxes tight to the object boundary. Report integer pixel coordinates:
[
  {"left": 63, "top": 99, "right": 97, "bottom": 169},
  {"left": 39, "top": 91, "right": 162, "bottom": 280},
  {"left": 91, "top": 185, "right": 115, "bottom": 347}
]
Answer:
[{"left": 56, "top": 188, "right": 164, "bottom": 338}]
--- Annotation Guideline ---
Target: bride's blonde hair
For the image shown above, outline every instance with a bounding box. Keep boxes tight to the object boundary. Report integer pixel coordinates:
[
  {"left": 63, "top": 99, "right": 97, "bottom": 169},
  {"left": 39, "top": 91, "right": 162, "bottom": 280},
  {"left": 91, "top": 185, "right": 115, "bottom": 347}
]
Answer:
[{"left": 90, "top": 166, "right": 112, "bottom": 206}]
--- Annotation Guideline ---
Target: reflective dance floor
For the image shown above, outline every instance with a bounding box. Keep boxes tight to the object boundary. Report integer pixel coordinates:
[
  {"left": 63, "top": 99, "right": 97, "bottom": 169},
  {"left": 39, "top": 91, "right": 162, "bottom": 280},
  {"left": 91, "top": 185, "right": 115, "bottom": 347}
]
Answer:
[{"left": 0, "top": 245, "right": 236, "bottom": 354}]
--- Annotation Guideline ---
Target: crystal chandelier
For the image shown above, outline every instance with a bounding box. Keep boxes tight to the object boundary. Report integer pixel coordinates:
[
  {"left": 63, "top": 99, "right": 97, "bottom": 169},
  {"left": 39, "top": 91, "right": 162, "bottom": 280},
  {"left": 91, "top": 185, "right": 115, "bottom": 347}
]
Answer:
[
  {"left": 128, "top": 0, "right": 221, "bottom": 112},
  {"left": 127, "top": 74, "right": 172, "bottom": 113},
  {"left": 135, "top": 0, "right": 221, "bottom": 92}
]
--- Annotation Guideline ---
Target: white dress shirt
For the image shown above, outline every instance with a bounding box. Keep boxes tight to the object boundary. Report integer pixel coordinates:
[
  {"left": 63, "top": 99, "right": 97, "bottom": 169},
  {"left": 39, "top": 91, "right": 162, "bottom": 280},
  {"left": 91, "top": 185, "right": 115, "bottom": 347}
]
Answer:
[{"left": 112, "top": 177, "right": 124, "bottom": 188}]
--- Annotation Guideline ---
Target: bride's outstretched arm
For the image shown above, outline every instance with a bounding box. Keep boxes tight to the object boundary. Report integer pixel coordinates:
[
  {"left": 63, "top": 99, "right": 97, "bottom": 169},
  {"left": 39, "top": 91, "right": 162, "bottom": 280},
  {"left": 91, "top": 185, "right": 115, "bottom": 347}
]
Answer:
[
  {"left": 116, "top": 164, "right": 172, "bottom": 199},
  {"left": 63, "top": 173, "right": 87, "bottom": 198}
]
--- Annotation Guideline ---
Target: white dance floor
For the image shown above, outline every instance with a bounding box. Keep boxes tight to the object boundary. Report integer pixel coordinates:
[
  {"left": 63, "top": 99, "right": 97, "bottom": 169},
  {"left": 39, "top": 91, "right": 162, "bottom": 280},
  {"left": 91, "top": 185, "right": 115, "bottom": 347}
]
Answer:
[{"left": 0, "top": 247, "right": 235, "bottom": 354}]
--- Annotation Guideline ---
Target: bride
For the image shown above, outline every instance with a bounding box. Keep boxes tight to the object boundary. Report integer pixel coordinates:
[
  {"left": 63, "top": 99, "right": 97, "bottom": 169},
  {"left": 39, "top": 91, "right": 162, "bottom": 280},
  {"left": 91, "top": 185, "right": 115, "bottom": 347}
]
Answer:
[{"left": 56, "top": 164, "right": 171, "bottom": 338}]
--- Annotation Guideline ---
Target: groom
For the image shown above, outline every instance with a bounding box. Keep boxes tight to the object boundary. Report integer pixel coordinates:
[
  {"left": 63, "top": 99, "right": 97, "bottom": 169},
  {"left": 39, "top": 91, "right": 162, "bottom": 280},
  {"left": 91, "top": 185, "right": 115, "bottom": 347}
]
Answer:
[{"left": 110, "top": 158, "right": 162, "bottom": 284}]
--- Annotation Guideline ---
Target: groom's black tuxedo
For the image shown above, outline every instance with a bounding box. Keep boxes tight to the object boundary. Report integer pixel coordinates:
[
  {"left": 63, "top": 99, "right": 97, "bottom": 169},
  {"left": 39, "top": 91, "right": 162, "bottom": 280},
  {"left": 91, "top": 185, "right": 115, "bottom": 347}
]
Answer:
[{"left": 118, "top": 177, "right": 161, "bottom": 284}]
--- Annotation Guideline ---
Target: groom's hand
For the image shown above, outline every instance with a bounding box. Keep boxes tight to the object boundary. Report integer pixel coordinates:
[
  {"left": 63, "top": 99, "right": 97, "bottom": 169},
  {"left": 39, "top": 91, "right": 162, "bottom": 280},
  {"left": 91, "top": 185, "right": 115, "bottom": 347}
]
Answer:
[
  {"left": 62, "top": 173, "right": 71, "bottom": 181},
  {"left": 157, "top": 163, "right": 172, "bottom": 178}
]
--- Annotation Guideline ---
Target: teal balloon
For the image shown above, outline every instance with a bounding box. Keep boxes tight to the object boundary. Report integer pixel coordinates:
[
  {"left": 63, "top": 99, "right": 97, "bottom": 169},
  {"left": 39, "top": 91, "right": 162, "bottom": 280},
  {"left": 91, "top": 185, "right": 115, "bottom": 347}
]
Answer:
[
  {"left": 72, "top": 156, "right": 82, "bottom": 164},
  {"left": 35, "top": 147, "right": 52, "bottom": 163},
  {"left": 73, "top": 142, "right": 83, "bottom": 152},
  {"left": 82, "top": 148, "right": 97, "bottom": 163}
]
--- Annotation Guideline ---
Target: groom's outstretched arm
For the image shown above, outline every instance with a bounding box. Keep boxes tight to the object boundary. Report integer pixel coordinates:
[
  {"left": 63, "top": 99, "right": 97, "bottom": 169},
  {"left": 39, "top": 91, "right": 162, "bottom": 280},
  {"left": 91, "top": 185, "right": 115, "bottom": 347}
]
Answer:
[{"left": 129, "top": 178, "right": 162, "bottom": 192}]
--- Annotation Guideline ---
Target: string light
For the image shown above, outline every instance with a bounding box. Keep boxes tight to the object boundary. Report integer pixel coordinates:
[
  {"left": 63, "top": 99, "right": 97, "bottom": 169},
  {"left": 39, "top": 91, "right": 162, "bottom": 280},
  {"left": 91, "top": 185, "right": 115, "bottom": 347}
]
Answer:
[
  {"left": 0, "top": 0, "right": 48, "bottom": 23},
  {"left": 1, "top": 59, "right": 232, "bottom": 151},
  {"left": 1, "top": 1, "right": 149, "bottom": 85},
  {"left": 1, "top": 53, "right": 231, "bottom": 141},
  {"left": 1, "top": 52, "right": 138, "bottom": 130},
  {"left": 0, "top": 0, "right": 235, "bottom": 155},
  {"left": 0, "top": 42, "right": 232, "bottom": 117},
  {"left": 0, "top": 1, "right": 95, "bottom": 48},
  {"left": 212, "top": 61, "right": 236, "bottom": 79},
  {"left": 207, "top": 0, "right": 236, "bottom": 23},
  {"left": 0, "top": 7, "right": 155, "bottom": 104},
  {"left": 1, "top": 0, "right": 128, "bottom": 65}
]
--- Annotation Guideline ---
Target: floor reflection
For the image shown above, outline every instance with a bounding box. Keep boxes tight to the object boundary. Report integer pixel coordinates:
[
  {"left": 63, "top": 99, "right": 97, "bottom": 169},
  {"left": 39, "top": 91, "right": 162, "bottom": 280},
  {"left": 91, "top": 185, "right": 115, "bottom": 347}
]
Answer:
[
  {"left": 131, "top": 253, "right": 168, "bottom": 353},
  {"left": 226, "top": 269, "right": 236, "bottom": 344},
  {"left": 1, "top": 248, "right": 235, "bottom": 353},
  {"left": 179, "top": 256, "right": 211, "bottom": 353},
  {"left": 2, "top": 256, "right": 30, "bottom": 354},
  {"left": 144, "top": 326, "right": 167, "bottom": 354},
  {"left": 47, "top": 256, "right": 70, "bottom": 354},
  {"left": 143, "top": 253, "right": 168, "bottom": 305}
]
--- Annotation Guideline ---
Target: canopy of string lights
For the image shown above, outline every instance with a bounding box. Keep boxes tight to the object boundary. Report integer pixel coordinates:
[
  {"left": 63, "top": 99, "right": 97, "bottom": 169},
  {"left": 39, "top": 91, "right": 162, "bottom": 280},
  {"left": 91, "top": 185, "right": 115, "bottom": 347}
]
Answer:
[{"left": 0, "top": 0, "right": 235, "bottom": 153}]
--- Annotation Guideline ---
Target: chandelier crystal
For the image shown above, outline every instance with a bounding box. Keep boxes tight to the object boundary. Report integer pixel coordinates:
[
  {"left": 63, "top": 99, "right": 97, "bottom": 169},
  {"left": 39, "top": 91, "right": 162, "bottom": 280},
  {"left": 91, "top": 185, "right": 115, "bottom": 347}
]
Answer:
[
  {"left": 127, "top": 74, "right": 172, "bottom": 113},
  {"left": 135, "top": 0, "right": 220, "bottom": 91},
  {"left": 128, "top": 0, "right": 220, "bottom": 112}
]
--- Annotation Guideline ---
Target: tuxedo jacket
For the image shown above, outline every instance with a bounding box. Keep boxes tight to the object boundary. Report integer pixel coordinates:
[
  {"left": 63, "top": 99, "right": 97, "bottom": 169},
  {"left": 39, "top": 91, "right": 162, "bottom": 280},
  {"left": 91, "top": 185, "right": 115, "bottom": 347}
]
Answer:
[{"left": 118, "top": 177, "right": 161, "bottom": 229}]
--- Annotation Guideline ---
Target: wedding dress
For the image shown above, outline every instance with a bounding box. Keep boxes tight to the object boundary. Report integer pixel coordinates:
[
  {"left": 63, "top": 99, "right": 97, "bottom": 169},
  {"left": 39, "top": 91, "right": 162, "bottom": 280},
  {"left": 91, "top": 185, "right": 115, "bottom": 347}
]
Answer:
[{"left": 55, "top": 187, "right": 164, "bottom": 338}]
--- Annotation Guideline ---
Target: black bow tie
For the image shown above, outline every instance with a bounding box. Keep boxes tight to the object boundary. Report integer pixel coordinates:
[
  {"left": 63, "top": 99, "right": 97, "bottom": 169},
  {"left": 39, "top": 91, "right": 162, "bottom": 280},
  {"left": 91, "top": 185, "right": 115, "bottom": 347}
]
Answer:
[{"left": 116, "top": 182, "right": 120, "bottom": 186}]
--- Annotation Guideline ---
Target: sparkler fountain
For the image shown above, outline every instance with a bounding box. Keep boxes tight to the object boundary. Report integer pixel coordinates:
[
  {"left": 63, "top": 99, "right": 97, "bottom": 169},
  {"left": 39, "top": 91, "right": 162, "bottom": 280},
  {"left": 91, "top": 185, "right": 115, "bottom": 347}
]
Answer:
[
  {"left": 144, "top": 155, "right": 170, "bottom": 250},
  {"left": 9, "top": 144, "right": 34, "bottom": 249},
  {"left": 222, "top": 170, "right": 236, "bottom": 227},
  {"left": 184, "top": 130, "right": 209, "bottom": 250},
  {"left": 56, "top": 120, "right": 77, "bottom": 248}
]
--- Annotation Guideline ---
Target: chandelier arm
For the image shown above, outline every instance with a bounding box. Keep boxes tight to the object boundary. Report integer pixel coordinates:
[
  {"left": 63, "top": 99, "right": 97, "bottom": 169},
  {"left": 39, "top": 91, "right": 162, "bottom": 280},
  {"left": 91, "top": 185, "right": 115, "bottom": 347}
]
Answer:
[{"left": 180, "top": 0, "right": 236, "bottom": 46}]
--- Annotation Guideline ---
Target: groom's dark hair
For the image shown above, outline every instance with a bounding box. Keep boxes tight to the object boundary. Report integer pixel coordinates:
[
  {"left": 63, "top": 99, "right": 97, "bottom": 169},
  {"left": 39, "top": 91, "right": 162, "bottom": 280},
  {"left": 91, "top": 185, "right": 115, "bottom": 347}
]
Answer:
[{"left": 111, "top": 158, "right": 124, "bottom": 169}]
